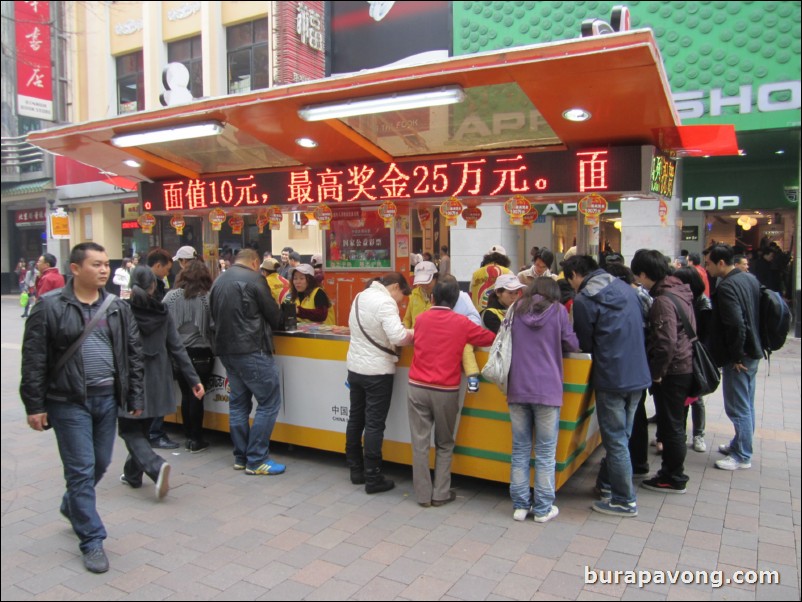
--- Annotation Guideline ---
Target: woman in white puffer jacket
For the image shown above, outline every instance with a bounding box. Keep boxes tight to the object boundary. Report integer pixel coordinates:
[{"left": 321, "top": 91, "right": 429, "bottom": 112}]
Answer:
[{"left": 346, "top": 273, "right": 414, "bottom": 494}]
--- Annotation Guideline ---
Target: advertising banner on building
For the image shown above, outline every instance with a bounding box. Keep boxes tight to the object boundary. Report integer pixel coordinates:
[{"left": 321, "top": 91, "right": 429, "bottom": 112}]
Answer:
[
  {"left": 15, "top": 1, "right": 53, "bottom": 121},
  {"left": 275, "top": 1, "right": 326, "bottom": 84}
]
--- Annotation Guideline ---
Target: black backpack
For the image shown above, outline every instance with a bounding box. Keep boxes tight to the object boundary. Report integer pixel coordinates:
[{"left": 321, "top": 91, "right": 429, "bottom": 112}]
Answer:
[{"left": 759, "top": 286, "right": 790, "bottom": 355}]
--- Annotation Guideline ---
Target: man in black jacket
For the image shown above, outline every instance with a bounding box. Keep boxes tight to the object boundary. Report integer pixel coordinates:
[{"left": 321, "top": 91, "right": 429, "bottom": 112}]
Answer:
[
  {"left": 20, "top": 242, "right": 144, "bottom": 573},
  {"left": 705, "top": 243, "right": 761, "bottom": 471},
  {"left": 209, "top": 248, "right": 285, "bottom": 476}
]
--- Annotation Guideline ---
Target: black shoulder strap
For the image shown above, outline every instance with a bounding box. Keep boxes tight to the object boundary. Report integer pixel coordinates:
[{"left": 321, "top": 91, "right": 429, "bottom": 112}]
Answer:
[
  {"left": 55, "top": 294, "right": 116, "bottom": 373},
  {"left": 355, "top": 294, "right": 400, "bottom": 358},
  {"left": 664, "top": 293, "right": 698, "bottom": 342}
]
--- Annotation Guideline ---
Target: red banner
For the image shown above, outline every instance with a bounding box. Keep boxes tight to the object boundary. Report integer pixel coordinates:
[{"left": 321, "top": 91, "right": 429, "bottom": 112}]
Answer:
[
  {"left": 16, "top": 1, "right": 53, "bottom": 120},
  {"left": 275, "top": 1, "right": 326, "bottom": 85}
]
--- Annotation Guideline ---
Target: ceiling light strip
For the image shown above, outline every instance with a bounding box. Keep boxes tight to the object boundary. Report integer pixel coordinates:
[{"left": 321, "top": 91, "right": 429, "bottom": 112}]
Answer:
[
  {"left": 298, "top": 86, "right": 465, "bottom": 121},
  {"left": 111, "top": 121, "right": 224, "bottom": 147}
]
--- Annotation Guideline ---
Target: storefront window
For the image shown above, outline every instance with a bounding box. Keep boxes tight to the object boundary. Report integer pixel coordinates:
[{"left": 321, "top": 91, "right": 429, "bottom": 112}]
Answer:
[
  {"left": 117, "top": 51, "right": 144, "bottom": 114},
  {"left": 227, "top": 19, "right": 269, "bottom": 94},
  {"left": 167, "top": 36, "right": 203, "bottom": 100}
]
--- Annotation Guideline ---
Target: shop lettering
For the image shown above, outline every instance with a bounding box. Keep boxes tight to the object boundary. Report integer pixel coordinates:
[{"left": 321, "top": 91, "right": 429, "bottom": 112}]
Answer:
[
  {"left": 140, "top": 147, "right": 645, "bottom": 213},
  {"left": 453, "top": 111, "right": 552, "bottom": 141},
  {"left": 539, "top": 202, "right": 620, "bottom": 216},
  {"left": 683, "top": 196, "right": 740, "bottom": 211},
  {"left": 674, "top": 81, "right": 801, "bottom": 119}
]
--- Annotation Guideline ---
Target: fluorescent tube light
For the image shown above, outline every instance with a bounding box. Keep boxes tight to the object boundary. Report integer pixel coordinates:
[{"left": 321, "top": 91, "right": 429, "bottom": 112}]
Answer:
[
  {"left": 111, "top": 121, "right": 224, "bottom": 147},
  {"left": 298, "top": 86, "right": 465, "bottom": 121}
]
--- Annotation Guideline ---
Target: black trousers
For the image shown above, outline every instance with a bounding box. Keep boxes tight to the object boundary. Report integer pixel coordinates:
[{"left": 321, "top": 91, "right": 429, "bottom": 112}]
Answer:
[
  {"left": 652, "top": 373, "right": 694, "bottom": 486},
  {"left": 118, "top": 416, "right": 165, "bottom": 484},
  {"left": 628, "top": 390, "right": 649, "bottom": 474},
  {"left": 345, "top": 371, "right": 394, "bottom": 471},
  {"left": 179, "top": 347, "right": 214, "bottom": 442}
]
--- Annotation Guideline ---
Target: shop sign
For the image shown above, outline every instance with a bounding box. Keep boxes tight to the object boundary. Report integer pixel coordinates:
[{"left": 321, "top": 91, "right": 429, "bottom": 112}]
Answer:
[
  {"left": 439, "top": 197, "right": 463, "bottom": 227},
  {"left": 122, "top": 220, "right": 140, "bottom": 230},
  {"left": 325, "top": 208, "right": 392, "bottom": 270},
  {"left": 682, "top": 226, "right": 699, "bottom": 241},
  {"left": 462, "top": 206, "right": 482, "bottom": 229},
  {"left": 15, "top": 209, "right": 46, "bottom": 226},
  {"left": 682, "top": 196, "right": 740, "bottom": 211},
  {"left": 650, "top": 153, "right": 677, "bottom": 198},
  {"left": 50, "top": 209, "right": 70, "bottom": 239},
  {"left": 140, "top": 147, "right": 646, "bottom": 213},
  {"left": 137, "top": 212, "right": 156, "bottom": 234},
  {"left": 531, "top": 201, "right": 621, "bottom": 217},
  {"left": 15, "top": 1, "right": 53, "bottom": 120}
]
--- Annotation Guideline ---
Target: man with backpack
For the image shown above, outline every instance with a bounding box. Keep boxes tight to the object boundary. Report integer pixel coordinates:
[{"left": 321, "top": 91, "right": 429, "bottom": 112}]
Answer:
[{"left": 705, "top": 244, "right": 761, "bottom": 471}]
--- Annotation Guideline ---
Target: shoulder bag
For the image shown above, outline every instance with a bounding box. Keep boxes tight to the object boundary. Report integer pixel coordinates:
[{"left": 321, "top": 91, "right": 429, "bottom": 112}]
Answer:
[
  {"left": 354, "top": 294, "right": 400, "bottom": 358},
  {"left": 665, "top": 293, "right": 720, "bottom": 397},
  {"left": 481, "top": 303, "right": 515, "bottom": 394}
]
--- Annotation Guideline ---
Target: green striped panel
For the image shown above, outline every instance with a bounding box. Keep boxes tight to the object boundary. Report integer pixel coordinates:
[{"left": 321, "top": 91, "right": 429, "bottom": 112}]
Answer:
[
  {"left": 454, "top": 441, "right": 588, "bottom": 473},
  {"left": 461, "top": 404, "right": 595, "bottom": 431}
]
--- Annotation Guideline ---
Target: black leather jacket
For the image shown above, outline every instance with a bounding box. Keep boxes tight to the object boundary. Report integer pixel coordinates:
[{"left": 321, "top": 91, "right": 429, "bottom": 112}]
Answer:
[
  {"left": 20, "top": 281, "right": 144, "bottom": 415},
  {"left": 209, "top": 263, "right": 280, "bottom": 356}
]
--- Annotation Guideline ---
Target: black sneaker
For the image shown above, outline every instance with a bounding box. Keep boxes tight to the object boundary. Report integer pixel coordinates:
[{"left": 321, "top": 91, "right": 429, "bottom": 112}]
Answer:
[
  {"left": 641, "top": 477, "right": 686, "bottom": 494},
  {"left": 150, "top": 436, "right": 179, "bottom": 450},
  {"left": 186, "top": 440, "right": 210, "bottom": 453},
  {"left": 82, "top": 547, "right": 109, "bottom": 573},
  {"left": 120, "top": 474, "right": 142, "bottom": 489}
]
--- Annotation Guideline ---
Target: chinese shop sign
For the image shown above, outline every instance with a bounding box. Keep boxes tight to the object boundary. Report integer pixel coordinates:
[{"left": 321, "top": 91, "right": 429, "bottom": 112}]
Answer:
[
  {"left": 140, "top": 147, "right": 647, "bottom": 213},
  {"left": 325, "top": 206, "right": 392, "bottom": 270},
  {"left": 16, "top": 1, "right": 53, "bottom": 120}
]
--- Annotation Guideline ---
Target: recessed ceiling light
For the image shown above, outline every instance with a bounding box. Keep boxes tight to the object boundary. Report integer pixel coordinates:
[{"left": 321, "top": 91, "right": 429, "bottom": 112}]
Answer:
[
  {"left": 562, "top": 108, "right": 592, "bottom": 122},
  {"left": 775, "top": 149, "right": 785, "bottom": 155},
  {"left": 738, "top": 149, "right": 747, "bottom": 156},
  {"left": 296, "top": 137, "right": 318, "bottom": 148},
  {"left": 123, "top": 159, "right": 141, "bottom": 167}
]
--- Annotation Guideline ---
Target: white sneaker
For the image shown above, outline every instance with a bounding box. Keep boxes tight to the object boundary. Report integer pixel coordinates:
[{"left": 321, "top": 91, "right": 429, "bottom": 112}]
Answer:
[
  {"left": 718, "top": 443, "right": 732, "bottom": 455},
  {"left": 533, "top": 505, "right": 559, "bottom": 523},
  {"left": 155, "top": 462, "right": 171, "bottom": 500},
  {"left": 513, "top": 508, "right": 529, "bottom": 522},
  {"left": 692, "top": 436, "right": 707, "bottom": 453},
  {"left": 715, "top": 456, "right": 751, "bottom": 471}
]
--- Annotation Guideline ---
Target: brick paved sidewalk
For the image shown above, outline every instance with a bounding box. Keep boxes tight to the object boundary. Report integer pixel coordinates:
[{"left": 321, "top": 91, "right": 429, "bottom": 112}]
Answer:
[{"left": 2, "top": 297, "right": 799, "bottom": 600}]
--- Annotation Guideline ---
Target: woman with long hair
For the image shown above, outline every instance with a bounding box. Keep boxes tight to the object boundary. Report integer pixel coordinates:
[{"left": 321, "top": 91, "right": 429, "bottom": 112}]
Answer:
[
  {"left": 163, "top": 260, "right": 215, "bottom": 453},
  {"left": 507, "top": 277, "right": 580, "bottom": 523},
  {"left": 118, "top": 267, "right": 204, "bottom": 499}
]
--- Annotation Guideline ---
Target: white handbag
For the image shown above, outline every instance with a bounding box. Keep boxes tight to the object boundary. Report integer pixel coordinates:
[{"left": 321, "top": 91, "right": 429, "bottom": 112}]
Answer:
[{"left": 480, "top": 303, "right": 515, "bottom": 394}]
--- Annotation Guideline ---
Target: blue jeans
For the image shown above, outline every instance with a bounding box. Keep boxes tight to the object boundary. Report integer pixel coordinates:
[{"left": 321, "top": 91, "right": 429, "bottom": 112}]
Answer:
[
  {"left": 721, "top": 358, "right": 759, "bottom": 463},
  {"left": 508, "top": 403, "right": 560, "bottom": 517},
  {"left": 220, "top": 352, "right": 282, "bottom": 469},
  {"left": 595, "top": 389, "right": 642, "bottom": 506},
  {"left": 47, "top": 394, "right": 118, "bottom": 553}
]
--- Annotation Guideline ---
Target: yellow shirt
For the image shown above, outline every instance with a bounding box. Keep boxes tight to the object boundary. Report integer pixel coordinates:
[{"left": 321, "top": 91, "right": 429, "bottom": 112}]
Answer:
[
  {"left": 266, "top": 272, "right": 290, "bottom": 305},
  {"left": 402, "top": 286, "right": 431, "bottom": 328},
  {"left": 470, "top": 264, "right": 511, "bottom": 311}
]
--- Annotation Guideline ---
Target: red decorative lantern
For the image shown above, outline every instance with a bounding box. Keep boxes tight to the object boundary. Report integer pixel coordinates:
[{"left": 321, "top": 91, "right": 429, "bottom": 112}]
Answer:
[
  {"left": 256, "top": 211, "right": 269, "bottom": 234},
  {"left": 267, "top": 206, "right": 283, "bottom": 231},
  {"left": 229, "top": 214, "right": 244, "bottom": 235},
  {"left": 316, "top": 204, "right": 333, "bottom": 230},
  {"left": 170, "top": 214, "right": 185, "bottom": 236},
  {"left": 209, "top": 208, "right": 226, "bottom": 232},
  {"left": 439, "top": 197, "right": 463, "bottom": 227},
  {"left": 462, "top": 206, "right": 482, "bottom": 229},
  {"left": 378, "top": 201, "right": 397, "bottom": 228},
  {"left": 504, "top": 195, "right": 532, "bottom": 226},
  {"left": 138, "top": 213, "right": 156, "bottom": 234}
]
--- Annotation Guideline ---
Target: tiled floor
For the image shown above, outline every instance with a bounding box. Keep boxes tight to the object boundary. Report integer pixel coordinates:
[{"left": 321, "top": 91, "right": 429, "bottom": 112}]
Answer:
[{"left": 2, "top": 297, "right": 799, "bottom": 600}]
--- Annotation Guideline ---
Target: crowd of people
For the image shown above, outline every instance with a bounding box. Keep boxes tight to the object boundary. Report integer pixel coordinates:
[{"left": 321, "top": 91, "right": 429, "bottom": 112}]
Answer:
[{"left": 17, "top": 237, "right": 777, "bottom": 573}]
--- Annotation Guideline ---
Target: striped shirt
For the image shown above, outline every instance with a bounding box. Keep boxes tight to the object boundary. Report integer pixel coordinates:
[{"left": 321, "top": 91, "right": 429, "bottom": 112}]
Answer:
[{"left": 81, "top": 300, "right": 115, "bottom": 389}]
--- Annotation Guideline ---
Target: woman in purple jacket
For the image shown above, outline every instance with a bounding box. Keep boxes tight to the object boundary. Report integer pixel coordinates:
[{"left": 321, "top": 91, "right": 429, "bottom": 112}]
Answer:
[{"left": 507, "top": 278, "right": 580, "bottom": 523}]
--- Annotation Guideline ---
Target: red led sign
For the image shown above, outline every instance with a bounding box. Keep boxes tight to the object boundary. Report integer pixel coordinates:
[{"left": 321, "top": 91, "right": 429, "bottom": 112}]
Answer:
[{"left": 140, "top": 147, "right": 645, "bottom": 213}]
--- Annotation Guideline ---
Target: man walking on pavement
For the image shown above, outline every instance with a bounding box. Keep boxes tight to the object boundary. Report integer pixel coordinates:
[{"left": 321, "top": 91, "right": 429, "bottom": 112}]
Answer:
[
  {"left": 563, "top": 255, "right": 651, "bottom": 517},
  {"left": 20, "top": 242, "right": 144, "bottom": 573},
  {"left": 209, "top": 248, "right": 286, "bottom": 475},
  {"left": 705, "top": 243, "right": 762, "bottom": 471},
  {"left": 35, "top": 253, "right": 66, "bottom": 297}
]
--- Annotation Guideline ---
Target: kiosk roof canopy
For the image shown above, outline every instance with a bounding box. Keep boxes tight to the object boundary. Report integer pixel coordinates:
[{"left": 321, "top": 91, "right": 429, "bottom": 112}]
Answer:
[{"left": 29, "top": 30, "right": 729, "bottom": 185}]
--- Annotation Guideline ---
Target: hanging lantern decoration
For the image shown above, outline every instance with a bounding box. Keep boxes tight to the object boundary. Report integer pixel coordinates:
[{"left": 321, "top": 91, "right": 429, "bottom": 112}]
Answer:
[
  {"left": 522, "top": 205, "right": 540, "bottom": 227},
  {"left": 378, "top": 200, "right": 398, "bottom": 228},
  {"left": 462, "top": 206, "right": 482, "bottom": 229},
  {"left": 209, "top": 208, "right": 226, "bottom": 232},
  {"left": 417, "top": 207, "right": 432, "bottom": 227},
  {"left": 256, "top": 210, "right": 269, "bottom": 234},
  {"left": 504, "top": 195, "right": 532, "bottom": 226},
  {"left": 299, "top": 212, "right": 309, "bottom": 227},
  {"left": 439, "top": 197, "right": 464, "bottom": 227},
  {"left": 658, "top": 199, "right": 668, "bottom": 225},
  {"left": 267, "top": 206, "right": 283, "bottom": 230},
  {"left": 748, "top": 217, "right": 758, "bottom": 227},
  {"left": 169, "top": 213, "right": 186, "bottom": 236},
  {"left": 578, "top": 193, "right": 609, "bottom": 225},
  {"left": 228, "top": 214, "right": 245, "bottom": 235},
  {"left": 316, "top": 204, "right": 333, "bottom": 230},
  {"left": 138, "top": 212, "right": 156, "bottom": 234}
]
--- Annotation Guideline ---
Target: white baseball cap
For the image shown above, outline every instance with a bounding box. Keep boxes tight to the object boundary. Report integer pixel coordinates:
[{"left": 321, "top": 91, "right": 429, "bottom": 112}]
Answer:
[
  {"left": 488, "top": 244, "right": 507, "bottom": 256},
  {"left": 173, "top": 246, "right": 197, "bottom": 261},
  {"left": 494, "top": 274, "right": 526, "bottom": 292},
  {"left": 413, "top": 261, "right": 438, "bottom": 285},
  {"left": 292, "top": 263, "right": 315, "bottom": 277}
]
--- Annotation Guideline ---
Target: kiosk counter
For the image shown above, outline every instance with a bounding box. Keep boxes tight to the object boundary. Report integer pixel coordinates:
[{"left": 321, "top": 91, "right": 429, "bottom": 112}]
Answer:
[{"left": 180, "top": 325, "right": 600, "bottom": 490}]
